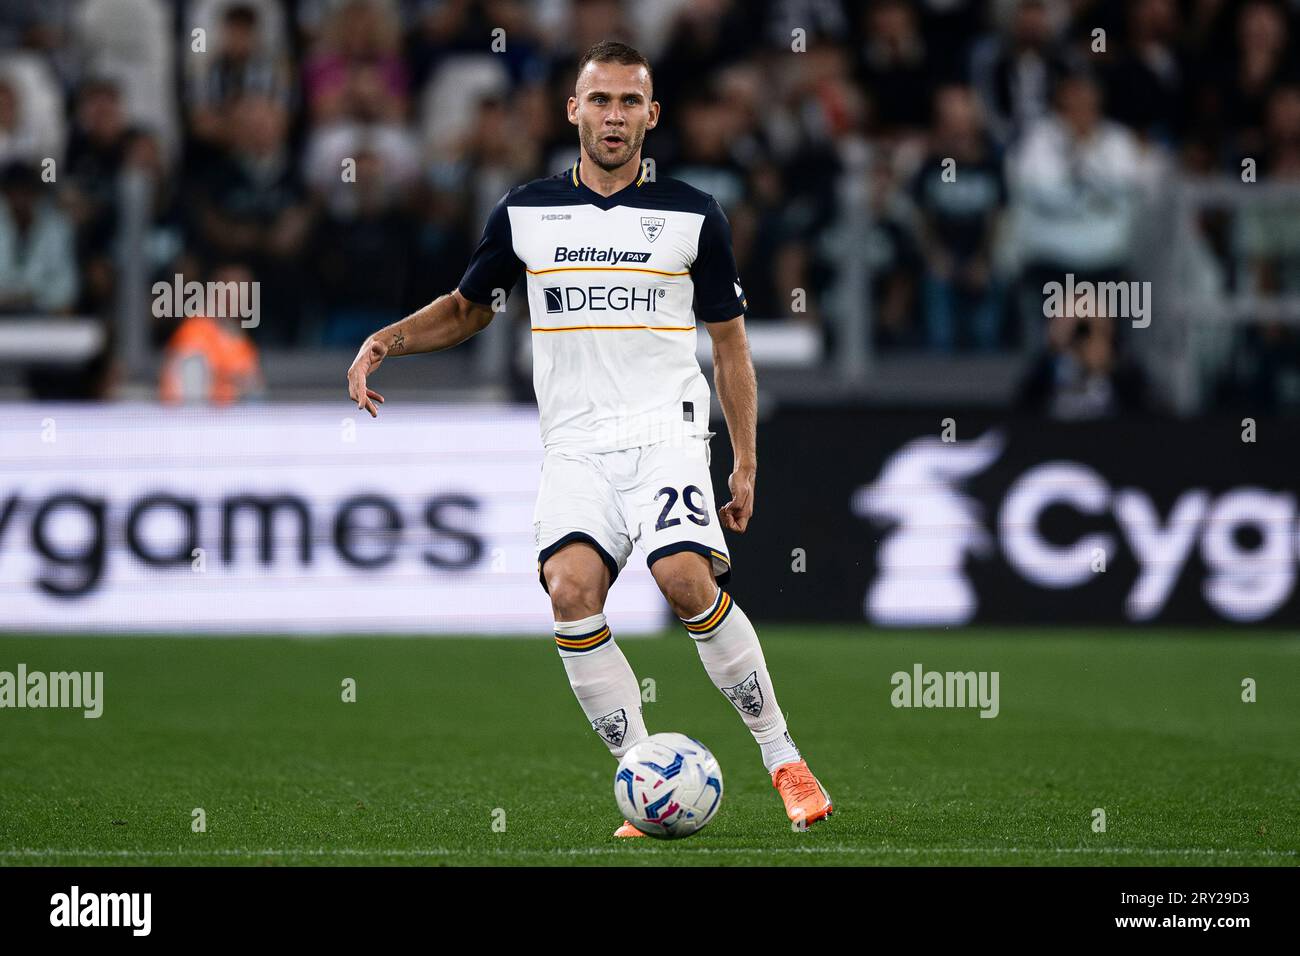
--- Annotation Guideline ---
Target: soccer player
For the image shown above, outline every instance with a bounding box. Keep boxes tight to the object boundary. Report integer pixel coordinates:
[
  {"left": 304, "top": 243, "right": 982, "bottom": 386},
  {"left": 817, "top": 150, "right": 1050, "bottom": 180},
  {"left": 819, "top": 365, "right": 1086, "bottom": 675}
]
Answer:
[{"left": 346, "top": 40, "right": 831, "bottom": 835}]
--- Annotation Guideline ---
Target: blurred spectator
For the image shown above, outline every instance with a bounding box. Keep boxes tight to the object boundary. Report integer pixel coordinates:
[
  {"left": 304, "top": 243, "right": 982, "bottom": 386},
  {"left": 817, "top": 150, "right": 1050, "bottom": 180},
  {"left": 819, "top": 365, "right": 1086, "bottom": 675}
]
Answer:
[
  {"left": 855, "top": 0, "right": 933, "bottom": 137},
  {"left": 190, "top": 0, "right": 287, "bottom": 50},
  {"left": 1016, "top": 304, "right": 1151, "bottom": 419},
  {"left": 0, "top": 76, "right": 32, "bottom": 164},
  {"left": 0, "top": 0, "right": 75, "bottom": 52},
  {"left": 405, "top": 0, "right": 545, "bottom": 91},
  {"left": 548, "top": 0, "right": 630, "bottom": 68},
  {"left": 303, "top": 0, "right": 409, "bottom": 125},
  {"left": 730, "top": 159, "right": 825, "bottom": 325},
  {"left": 1104, "top": 0, "right": 1186, "bottom": 147},
  {"left": 651, "top": 0, "right": 759, "bottom": 112},
  {"left": 970, "top": 0, "right": 1073, "bottom": 147},
  {"left": 1211, "top": 0, "right": 1297, "bottom": 163},
  {"left": 186, "top": 1, "right": 294, "bottom": 152},
  {"left": 911, "top": 84, "right": 1006, "bottom": 351},
  {"left": 75, "top": 0, "right": 178, "bottom": 156},
  {"left": 1224, "top": 88, "right": 1300, "bottom": 413},
  {"left": 1214, "top": 320, "right": 1300, "bottom": 413},
  {"left": 669, "top": 92, "right": 748, "bottom": 208},
  {"left": 194, "top": 94, "right": 312, "bottom": 343},
  {"left": 63, "top": 79, "right": 129, "bottom": 268},
  {"left": 312, "top": 147, "right": 417, "bottom": 346},
  {"left": 121, "top": 128, "right": 185, "bottom": 325},
  {"left": 159, "top": 261, "right": 264, "bottom": 404},
  {"left": 0, "top": 161, "right": 77, "bottom": 313},
  {"left": 458, "top": 92, "right": 540, "bottom": 220},
  {"left": 418, "top": 52, "right": 511, "bottom": 170},
  {"left": 867, "top": 152, "right": 924, "bottom": 350},
  {"left": 763, "top": 0, "right": 851, "bottom": 51},
  {"left": 0, "top": 2, "right": 77, "bottom": 93},
  {"left": 1237, "top": 86, "right": 1300, "bottom": 295},
  {"left": 405, "top": 181, "right": 473, "bottom": 320},
  {"left": 303, "top": 3, "right": 422, "bottom": 211},
  {"left": 1007, "top": 72, "right": 1143, "bottom": 345},
  {"left": 915, "top": 0, "right": 985, "bottom": 78},
  {"left": 304, "top": 117, "right": 420, "bottom": 211},
  {"left": 0, "top": 53, "right": 65, "bottom": 163}
]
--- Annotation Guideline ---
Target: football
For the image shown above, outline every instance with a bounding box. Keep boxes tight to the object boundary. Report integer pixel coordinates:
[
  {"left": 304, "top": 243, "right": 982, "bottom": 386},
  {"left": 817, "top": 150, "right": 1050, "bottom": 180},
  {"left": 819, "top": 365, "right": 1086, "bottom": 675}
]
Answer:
[{"left": 614, "top": 732, "right": 724, "bottom": 839}]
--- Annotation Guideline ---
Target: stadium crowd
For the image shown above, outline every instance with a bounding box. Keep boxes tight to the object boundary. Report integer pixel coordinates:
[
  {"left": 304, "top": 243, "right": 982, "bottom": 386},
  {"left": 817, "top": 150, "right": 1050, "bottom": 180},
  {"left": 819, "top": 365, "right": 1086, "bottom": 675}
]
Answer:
[{"left": 0, "top": 0, "right": 1298, "bottom": 411}]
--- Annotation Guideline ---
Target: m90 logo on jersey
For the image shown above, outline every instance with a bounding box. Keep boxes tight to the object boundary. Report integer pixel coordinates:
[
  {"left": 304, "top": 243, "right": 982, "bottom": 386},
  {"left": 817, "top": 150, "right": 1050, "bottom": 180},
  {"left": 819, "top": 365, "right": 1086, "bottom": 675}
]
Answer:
[{"left": 543, "top": 286, "right": 663, "bottom": 313}]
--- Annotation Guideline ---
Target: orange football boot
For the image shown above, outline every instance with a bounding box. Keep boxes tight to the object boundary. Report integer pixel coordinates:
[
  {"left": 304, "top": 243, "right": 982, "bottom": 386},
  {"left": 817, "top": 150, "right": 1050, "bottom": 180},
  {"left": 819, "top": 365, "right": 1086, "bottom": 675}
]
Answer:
[
  {"left": 771, "top": 759, "right": 833, "bottom": 828},
  {"left": 614, "top": 820, "right": 648, "bottom": 838}
]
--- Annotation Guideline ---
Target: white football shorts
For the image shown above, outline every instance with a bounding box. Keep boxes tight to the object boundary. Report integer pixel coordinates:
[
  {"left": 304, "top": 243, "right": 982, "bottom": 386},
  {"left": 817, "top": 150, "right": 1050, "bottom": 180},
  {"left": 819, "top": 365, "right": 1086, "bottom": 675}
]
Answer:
[{"left": 534, "top": 435, "right": 732, "bottom": 590}]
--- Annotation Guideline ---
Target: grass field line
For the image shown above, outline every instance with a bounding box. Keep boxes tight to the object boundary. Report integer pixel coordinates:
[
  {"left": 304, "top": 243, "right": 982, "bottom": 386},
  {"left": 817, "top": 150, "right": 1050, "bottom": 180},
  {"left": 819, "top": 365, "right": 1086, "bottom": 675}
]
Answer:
[{"left": 2, "top": 846, "right": 1296, "bottom": 860}]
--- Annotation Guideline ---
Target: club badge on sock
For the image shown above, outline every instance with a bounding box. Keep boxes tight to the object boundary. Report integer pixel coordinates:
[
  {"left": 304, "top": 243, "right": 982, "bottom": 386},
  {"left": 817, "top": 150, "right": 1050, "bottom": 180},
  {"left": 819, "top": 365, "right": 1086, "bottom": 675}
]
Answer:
[
  {"left": 591, "top": 708, "right": 628, "bottom": 747},
  {"left": 721, "top": 670, "right": 764, "bottom": 717}
]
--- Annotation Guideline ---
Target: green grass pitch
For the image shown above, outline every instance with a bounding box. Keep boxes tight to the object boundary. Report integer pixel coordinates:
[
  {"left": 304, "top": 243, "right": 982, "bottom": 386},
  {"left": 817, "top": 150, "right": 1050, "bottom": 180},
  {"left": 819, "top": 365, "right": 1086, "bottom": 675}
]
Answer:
[{"left": 1, "top": 628, "right": 1296, "bottom": 866}]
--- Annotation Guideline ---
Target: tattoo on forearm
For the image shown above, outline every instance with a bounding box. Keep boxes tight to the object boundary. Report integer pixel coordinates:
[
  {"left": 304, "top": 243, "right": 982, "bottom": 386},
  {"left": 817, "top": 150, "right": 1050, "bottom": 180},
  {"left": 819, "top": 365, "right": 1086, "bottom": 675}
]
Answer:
[{"left": 390, "top": 331, "right": 405, "bottom": 354}]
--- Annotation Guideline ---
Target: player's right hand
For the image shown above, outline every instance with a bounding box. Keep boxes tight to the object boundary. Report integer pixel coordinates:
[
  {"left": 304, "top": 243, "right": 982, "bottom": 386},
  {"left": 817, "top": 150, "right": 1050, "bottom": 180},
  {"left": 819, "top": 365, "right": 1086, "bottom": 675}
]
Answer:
[{"left": 347, "top": 338, "right": 388, "bottom": 418}]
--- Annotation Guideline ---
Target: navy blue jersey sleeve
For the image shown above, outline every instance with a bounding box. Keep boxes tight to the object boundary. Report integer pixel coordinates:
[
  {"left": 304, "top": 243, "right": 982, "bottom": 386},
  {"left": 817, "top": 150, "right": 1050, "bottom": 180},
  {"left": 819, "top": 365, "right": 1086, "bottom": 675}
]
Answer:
[
  {"left": 691, "top": 199, "right": 748, "bottom": 323},
  {"left": 457, "top": 194, "right": 523, "bottom": 306}
]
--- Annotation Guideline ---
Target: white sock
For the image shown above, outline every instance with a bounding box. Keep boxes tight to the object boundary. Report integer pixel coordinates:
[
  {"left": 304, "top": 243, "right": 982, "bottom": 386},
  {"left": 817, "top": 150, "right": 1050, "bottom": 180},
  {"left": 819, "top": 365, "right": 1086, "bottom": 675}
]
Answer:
[
  {"left": 682, "top": 590, "right": 801, "bottom": 772},
  {"left": 555, "top": 613, "right": 648, "bottom": 758}
]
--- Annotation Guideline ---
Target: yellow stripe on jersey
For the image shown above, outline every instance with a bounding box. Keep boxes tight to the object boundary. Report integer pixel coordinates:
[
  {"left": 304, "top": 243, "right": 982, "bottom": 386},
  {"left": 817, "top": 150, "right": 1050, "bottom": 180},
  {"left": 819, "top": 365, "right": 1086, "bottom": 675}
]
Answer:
[
  {"left": 532, "top": 324, "right": 694, "bottom": 333},
  {"left": 526, "top": 266, "right": 689, "bottom": 277}
]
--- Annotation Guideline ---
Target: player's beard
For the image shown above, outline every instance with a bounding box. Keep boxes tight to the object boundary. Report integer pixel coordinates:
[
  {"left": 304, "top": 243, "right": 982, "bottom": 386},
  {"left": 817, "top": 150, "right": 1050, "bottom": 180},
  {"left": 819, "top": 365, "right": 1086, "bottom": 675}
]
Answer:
[{"left": 580, "top": 122, "right": 643, "bottom": 173}]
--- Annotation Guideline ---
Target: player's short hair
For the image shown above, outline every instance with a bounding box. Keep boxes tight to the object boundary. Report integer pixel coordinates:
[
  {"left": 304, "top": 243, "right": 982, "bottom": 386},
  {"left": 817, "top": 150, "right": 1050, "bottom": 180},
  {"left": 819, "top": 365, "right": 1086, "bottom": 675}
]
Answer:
[{"left": 576, "top": 40, "right": 653, "bottom": 98}]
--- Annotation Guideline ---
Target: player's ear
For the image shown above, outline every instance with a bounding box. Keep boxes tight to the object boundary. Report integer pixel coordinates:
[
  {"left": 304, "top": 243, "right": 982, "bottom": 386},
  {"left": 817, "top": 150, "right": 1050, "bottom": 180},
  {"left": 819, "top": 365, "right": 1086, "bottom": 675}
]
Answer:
[
  {"left": 646, "top": 100, "right": 660, "bottom": 130},
  {"left": 566, "top": 95, "right": 578, "bottom": 126}
]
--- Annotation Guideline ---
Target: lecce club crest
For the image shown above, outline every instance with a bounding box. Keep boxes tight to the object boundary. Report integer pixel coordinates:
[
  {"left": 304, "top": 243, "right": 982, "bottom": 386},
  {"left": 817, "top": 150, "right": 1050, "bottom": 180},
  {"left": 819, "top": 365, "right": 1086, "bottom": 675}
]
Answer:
[
  {"left": 722, "top": 671, "right": 764, "bottom": 717},
  {"left": 640, "top": 216, "right": 665, "bottom": 243},
  {"left": 591, "top": 709, "right": 628, "bottom": 747}
]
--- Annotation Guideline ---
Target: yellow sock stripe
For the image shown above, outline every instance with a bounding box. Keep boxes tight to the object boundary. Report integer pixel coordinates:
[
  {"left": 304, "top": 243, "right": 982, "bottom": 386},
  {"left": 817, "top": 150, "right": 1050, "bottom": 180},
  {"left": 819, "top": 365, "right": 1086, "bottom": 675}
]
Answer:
[
  {"left": 554, "top": 626, "right": 611, "bottom": 651},
  {"left": 684, "top": 592, "right": 732, "bottom": 634}
]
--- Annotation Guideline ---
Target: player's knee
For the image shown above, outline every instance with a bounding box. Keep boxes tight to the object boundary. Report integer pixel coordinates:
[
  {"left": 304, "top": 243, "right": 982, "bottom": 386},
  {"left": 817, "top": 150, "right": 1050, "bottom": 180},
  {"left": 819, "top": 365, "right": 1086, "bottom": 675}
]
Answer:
[
  {"left": 656, "top": 564, "right": 717, "bottom": 619},
  {"left": 547, "top": 573, "right": 606, "bottom": 620}
]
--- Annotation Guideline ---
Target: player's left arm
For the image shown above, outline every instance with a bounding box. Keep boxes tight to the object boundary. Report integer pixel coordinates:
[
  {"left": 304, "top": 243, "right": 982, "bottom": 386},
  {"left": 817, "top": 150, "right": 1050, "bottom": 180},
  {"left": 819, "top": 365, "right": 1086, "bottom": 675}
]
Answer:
[
  {"left": 692, "top": 197, "right": 755, "bottom": 533},
  {"left": 706, "top": 316, "right": 756, "bottom": 533}
]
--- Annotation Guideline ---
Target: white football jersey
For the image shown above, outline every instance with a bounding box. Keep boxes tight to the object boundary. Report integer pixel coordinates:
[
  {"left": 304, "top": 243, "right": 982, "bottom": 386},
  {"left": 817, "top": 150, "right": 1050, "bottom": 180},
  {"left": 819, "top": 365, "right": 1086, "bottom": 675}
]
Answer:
[{"left": 457, "top": 155, "right": 748, "bottom": 452}]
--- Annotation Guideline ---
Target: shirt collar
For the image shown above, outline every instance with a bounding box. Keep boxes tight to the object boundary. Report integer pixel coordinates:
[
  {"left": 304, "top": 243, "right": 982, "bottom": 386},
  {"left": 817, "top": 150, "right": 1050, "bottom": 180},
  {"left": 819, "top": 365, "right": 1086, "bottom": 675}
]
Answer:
[{"left": 570, "top": 154, "right": 647, "bottom": 190}]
